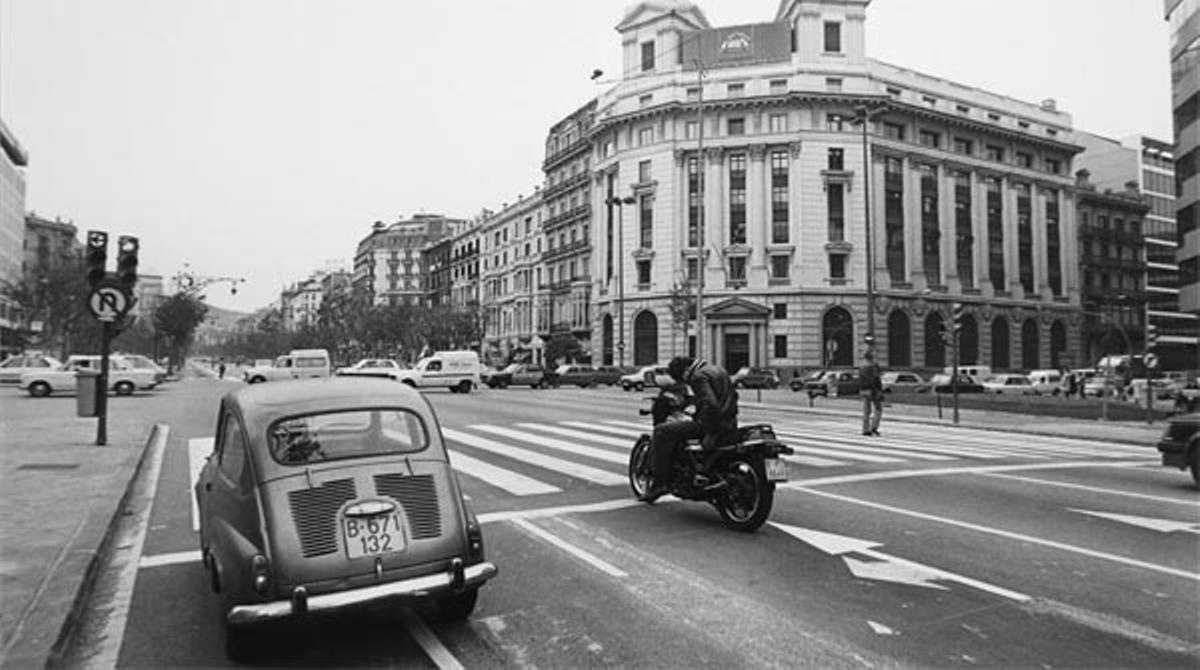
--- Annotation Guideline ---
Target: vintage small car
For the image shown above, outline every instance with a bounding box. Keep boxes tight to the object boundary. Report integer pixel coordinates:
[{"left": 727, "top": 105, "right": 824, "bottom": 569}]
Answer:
[{"left": 194, "top": 378, "right": 497, "bottom": 658}]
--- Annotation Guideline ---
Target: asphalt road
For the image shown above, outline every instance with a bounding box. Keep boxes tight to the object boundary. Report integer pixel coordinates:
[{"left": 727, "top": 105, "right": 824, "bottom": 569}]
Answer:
[{"left": 61, "top": 379, "right": 1200, "bottom": 668}]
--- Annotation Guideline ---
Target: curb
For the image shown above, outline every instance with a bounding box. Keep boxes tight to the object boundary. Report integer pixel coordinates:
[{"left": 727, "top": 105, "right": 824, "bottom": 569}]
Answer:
[{"left": 44, "top": 423, "right": 167, "bottom": 670}]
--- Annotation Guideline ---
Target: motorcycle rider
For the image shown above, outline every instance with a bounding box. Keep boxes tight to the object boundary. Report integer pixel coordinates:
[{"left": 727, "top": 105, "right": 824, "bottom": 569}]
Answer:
[{"left": 640, "top": 355, "right": 739, "bottom": 503}]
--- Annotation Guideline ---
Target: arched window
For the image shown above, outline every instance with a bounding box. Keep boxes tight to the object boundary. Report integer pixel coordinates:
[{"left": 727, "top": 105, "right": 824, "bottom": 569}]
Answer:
[
  {"left": 887, "top": 310, "right": 911, "bottom": 367},
  {"left": 991, "top": 318, "right": 1010, "bottom": 371},
  {"left": 1022, "top": 318, "right": 1040, "bottom": 370},
  {"left": 1050, "top": 320, "right": 1067, "bottom": 369},
  {"left": 924, "top": 312, "right": 946, "bottom": 369},
  {"left": 959, "top": 314, "right": 979, "bottom": 366},
  {"left": 822, "top": 307, "right": 854, "bottom": 367},
  {"left": 633, "top": 310, "right": 658, "bottom": 366}
]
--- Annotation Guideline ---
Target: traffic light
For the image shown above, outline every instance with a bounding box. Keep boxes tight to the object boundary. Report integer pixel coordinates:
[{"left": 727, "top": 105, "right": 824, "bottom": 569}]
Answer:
[
  {"left": 1146, "top": 324, "right": 1158, "bottom": 350},
  {"left": 85, "top": 230, "right": 108, "bottom": 287},
  {"left": 951, "top": 302, "right": 965, "bottom": 334},
  {"left": 116, "top": 236, "right": 139, "bottom": 289}
]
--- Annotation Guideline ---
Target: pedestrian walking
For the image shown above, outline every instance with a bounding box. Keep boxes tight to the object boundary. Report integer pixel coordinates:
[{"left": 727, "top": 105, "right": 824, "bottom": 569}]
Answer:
[
  {"left": 859, "top": 351, "right": 884, "bottom": 436},
  {"left": 1065, "top": 372, "right": 1078, "bottom": 399},
  {"left": 218, "top": 358, "right": 226, "bottom": 379}
]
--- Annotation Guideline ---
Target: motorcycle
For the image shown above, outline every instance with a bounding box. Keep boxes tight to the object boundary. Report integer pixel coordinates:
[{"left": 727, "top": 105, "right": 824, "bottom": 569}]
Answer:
[{"left": 628, "top": 385, "right": 793, "bottom": 532}]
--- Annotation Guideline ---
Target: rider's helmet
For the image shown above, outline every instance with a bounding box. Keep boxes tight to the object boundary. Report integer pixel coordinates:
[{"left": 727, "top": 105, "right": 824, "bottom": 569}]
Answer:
[{"left": 667, "top": 355, "right": 695, "bottom": 384}]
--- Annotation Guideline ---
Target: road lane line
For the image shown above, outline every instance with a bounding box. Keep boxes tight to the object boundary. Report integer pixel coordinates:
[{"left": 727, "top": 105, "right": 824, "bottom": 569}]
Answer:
[
  {"left": 980, "top": 472, "right": 1200, "bottom": 505},
  {"left": 399, "top": 609, "right": 464, "bottom": 670},
  {"left": 791, "top": 486, "right": 1200, "bottom": 581},
  {"left": 139, "top": 550, "right": 201, "bottom": 569},
  {"left": 478, "top": 498, "right": 644, "bottom": 524},
  {"left": 449, "top": 451, "right": 561, "bottom": 496},
  {"left": 187, "top": 438, "right": 213, "bottom": 532},
  {"left": 786, "top": 460, "right": 1153, "bottom": 487},
  {"left": 510, "top": 518, "right": 627, "bottom": 578},
  {"left": 442, "top": 428, "right": 624, "bottom": 486}
]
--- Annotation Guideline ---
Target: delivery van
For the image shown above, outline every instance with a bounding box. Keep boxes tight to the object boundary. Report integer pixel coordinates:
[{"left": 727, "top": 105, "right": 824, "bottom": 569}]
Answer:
[
  {"left": 393, "top": 350, "right": 481, "bottom": 393},
  {"left": 242, "top": 349, "right": 331, "bottom": 383}
]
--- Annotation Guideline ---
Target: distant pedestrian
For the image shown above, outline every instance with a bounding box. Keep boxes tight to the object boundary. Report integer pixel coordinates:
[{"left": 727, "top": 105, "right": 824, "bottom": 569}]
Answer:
[
  {"left": 859, "top": 351, "right": 884, "bottom": 436},
  {"left": 218, "top": 358, "right": 226, "bottom": 380},
  {"left": 1065, "top": 372, "right": 1078, "bottom": 399}
]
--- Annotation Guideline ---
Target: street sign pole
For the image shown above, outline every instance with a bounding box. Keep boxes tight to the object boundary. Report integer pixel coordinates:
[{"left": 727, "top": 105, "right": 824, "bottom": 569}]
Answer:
[
  {"left": 951, "top": 330, "right": 960, "bottom": 425},
  {"left": 97, "top": 320, "right": 111, "bottom": 446}
]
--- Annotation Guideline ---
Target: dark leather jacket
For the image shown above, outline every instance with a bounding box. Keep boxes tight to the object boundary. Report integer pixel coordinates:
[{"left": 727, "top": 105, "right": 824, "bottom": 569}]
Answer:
[{"left": 684, "top": 360, "right": 738, "bottom": 435}]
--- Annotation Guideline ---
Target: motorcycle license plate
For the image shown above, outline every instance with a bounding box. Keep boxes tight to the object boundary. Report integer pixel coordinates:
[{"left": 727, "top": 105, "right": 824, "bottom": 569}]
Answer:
[
  {"left": 343, "top": 512, "right": 406, "bottom": 559},
  {"left": 765, "top": 458, "right": 788, "bottom": 482}
]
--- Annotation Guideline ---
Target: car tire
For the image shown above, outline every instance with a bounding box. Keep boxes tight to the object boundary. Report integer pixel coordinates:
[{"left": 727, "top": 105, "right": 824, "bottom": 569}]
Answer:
[
  {"left": 457, "top": 380, "right": 472, "bottom": 394},
  {"left": 249, "top": 376, "right": 265, "bottom": 384},
  {"left": 114, "top": 381, "right": 135, "bottom": 396},
  {"left": 735, "top": 381, "right": 745, "bottom": 390},
  {"left": 28, "top": 381, "right": 51, "bottom": 397},
  {"left": 634, "top": 382, "right": 644, "bottom": 392},
  {"left": 1190, "top": 446, "right": 1199, "bottom": 489},
  {"left": 438, "top": 587, "right": 479, "bottom": 621},
  {"left": 402, "top": 380, "right": 416, "bottom": 388}
]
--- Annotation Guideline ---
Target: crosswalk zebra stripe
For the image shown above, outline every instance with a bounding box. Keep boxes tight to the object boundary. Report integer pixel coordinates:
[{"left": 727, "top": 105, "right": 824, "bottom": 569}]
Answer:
[
  {"left": 783, "top": 454, "right": 848, "bottom": 467},
  {"left": 442, "top": 428, "right": 625, "bottom": 486},
  {"left": 775, "top": 427, "right": 1025, "bottom": 460},
  {"left": 878, "top": 425, "right": 1143, "bottom": 458},
  {"left": 773, "top": 430, "right": 956, "bottom": 461},
  {"left": 561, "top": 421, "right": 644, "bottom": 438},
  {"left": 516, "top": 423, "right": 632, "bottom": 448},
  {"left": 449, "top": 450, "right": 561, "bottom": 496},
  {"left": 781, "top": 442, "right": 906, "bottom": 463},
  {"left": 472, "top": 425, "right": 628, "bottom": 465}
]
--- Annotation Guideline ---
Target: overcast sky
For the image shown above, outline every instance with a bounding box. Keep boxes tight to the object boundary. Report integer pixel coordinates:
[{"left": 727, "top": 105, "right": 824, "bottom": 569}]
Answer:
[{"left": 1, "top": 0, "right": 1174, "bottom": 313}]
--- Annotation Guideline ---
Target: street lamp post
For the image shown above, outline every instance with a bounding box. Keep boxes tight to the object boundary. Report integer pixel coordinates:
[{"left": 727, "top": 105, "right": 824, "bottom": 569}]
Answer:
[
  {"left": 694, "top": 58, "right": 707, "bottom": 361},
  {"left": 606, "top": 195, "right": 635, "bottom": 367}
]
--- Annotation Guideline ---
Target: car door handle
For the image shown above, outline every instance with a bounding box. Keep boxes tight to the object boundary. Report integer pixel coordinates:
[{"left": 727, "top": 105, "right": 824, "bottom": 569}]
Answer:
[{"left": 205, "top": 482, "right": 212, "bottom": 492}]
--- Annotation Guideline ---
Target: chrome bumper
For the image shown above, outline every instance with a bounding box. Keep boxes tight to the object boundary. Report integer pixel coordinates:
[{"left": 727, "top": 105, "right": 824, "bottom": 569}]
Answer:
[{"left": 228, "top": 560, "right": 497, "bottom": 624}]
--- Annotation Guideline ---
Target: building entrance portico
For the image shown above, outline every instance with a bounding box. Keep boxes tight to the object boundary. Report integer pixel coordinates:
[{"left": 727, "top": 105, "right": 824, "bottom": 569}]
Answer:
[{"left": 702, "top": 297, "right": 771, "bottom": 370}]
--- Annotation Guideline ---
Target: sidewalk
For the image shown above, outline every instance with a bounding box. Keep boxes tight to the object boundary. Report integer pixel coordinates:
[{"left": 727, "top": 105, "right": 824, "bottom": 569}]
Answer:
[
  {"left": 0, "top": 394, "right": 157, "bottom": 669},
  {"left": 746, "top": 392, "right": 1165, "bottom": 447}
]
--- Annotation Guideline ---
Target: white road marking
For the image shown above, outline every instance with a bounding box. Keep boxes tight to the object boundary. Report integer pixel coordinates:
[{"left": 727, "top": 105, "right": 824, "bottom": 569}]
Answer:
[
  {"left": 139, "top": 550, "right": 201, "bottom": 568},
  {"left": 774, "top": 430, "right": 952, "bottom": 461},
  {"left": 187, "top": 437, "right": 212, "bottom": 532},
  {"left": 471, "top": 424, "right": 627, "bottom": 464},
  {"left": 443, "top": 428, "right": 624, "bottom": 486},
  {"left": 450, "top": 450, "right": 561, "bottom": 496},
  {"left": 785, "top": 460, "right": 1152, "bottom": 488},
  {"left": 478, "top": 498, "right": 644, "bottom": 524},
  {"left": 561, "top": 420, "right": 643, "bottom": 437},
  {"left": 510, "top": 517, "right": 627, "bottom": 578},
  {"left": 516, "top": 423, "right": 632, "bottom": 448},
  {"left": 399, "top": 608, "right": 464, "bottom": 670},
  {"left": 790, "top": 486, "right": 1200, "bottom": 581},
  {"left": 1070, "top": 509, "right": 1200, "bottom": 534},
  {"left": 981, "top": 472, "right": 1200, "bottom": 505}
]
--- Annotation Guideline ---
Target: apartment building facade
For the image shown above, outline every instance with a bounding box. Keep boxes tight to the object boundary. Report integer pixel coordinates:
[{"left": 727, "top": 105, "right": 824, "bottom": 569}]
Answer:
[
  {"left": 0, "top": 118, "right": 29, "bottom": 356},
  {"left": 478, "top": 192, "right": 545, "bottom": 365},
  {"left": 352, "top": 214, "right": 465, "bottom": 307},
  {"left": 1166, "top": 0, "right": 1198, "bottom": 318},
  {"left": 589, "top": 0, "right": 1084, "bottom": 373}
]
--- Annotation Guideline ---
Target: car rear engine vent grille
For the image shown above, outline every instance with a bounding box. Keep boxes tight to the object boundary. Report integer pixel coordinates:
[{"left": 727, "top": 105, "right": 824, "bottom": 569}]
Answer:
[
  {"left": 289, "top": 478, "right": 356, "bottom": 558},
  {"left": 373, "top": 473, "right": 442, "bottom": 539}
]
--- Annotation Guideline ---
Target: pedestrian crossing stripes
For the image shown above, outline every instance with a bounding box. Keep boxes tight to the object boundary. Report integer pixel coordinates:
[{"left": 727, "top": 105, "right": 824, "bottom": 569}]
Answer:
[{"left": 442, "top": 417, "right": 1155, "bottom": 497}]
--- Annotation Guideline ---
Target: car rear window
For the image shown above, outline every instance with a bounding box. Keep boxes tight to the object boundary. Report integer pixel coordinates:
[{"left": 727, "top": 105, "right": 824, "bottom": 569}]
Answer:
[{"left": 269, "top": 408, "right": 429, "bottom": 465}]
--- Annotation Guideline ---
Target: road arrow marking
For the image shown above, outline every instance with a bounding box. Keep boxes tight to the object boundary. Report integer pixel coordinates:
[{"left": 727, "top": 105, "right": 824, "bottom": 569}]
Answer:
[
  {"left": 771, "top": 522, "right": 1030, "bottom": 602},
  {"left": 1071, "top": 509, "right": 1200, "bottom": 534}
]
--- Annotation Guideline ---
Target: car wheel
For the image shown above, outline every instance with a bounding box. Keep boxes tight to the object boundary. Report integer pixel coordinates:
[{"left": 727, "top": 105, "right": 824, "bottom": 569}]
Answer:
[
  {"left": 249, "top": 376, "right": 266, "bottom": 384},
  {"left": 1191, "top": 446, "right": 1199, "bottom": 489},
  {"left": 114, "top": 381, "right": 135, "bottom": 396},
  {"left": 735, "top": 381, "right": 745, "bottom": 390},
  {"left": 457, "top": 380, "right": 472, "bottom": 394},
  {"left": 28, "top": 381, "right": 51, "bottom": 397},
  {"left": 437, "top": 587, "right": 479, "bottom": 621},
  {"left": 402, "top": 380, "right": 416, "bottom": 388},
  {"left": 634, "top": 382, "right": 644, "bottom": 392}
]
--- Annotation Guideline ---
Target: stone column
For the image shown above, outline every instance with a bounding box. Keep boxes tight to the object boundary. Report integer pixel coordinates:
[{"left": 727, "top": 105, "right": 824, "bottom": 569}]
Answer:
[
  {"left": 748, "top": 144, "right": 768, "bottom": 284},
  {"left": 939, "top": 163, "right": 958, "bottom": 292},
  {"left": 1004, "top": 177, "right": 1023, "bottom": 297},
  {"left": 905, "top": 157, "right": 925, "bottom": 289},
  {"left": 789, "top": 141, "right": 804, "bottom": 279},
  {"left": 873, "top": 154, "right": 889, "bottom": 290},
  {"left": 704, "top": 147, "right": 725, "bottom": 288},
  {"left": 1033, "top": 186, "right": 1050, "bottom": 299},
  {"left": 971, "top": 171, "right": 990, "bottom": 295},
  {"left": 1061, "top": 191, "right": 1079, "bottom": 303}
]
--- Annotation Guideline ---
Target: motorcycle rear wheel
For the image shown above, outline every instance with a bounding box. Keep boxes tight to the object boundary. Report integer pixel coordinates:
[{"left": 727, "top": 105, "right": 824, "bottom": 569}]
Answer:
[
  {"left": 716, "top": 458, "right": 774, "bottom": 532},
  {"left": 628, "top": 435, "right": 653, "bottom": 499}
]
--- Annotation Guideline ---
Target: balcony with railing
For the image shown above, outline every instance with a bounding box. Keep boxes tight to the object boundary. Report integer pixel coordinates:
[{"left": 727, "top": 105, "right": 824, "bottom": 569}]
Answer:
[
  {"left": 542, "top": 238, "right": 590, "bottom": 263},
  {"left": 543, "top": 203, "right": 591, "bottom": 232}
]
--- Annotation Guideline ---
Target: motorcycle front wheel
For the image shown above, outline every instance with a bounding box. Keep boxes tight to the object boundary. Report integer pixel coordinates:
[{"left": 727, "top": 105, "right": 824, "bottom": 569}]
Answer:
[
  {"left": 628, "top": 434, "right": 653, "bottom": 499},
  {"left": 716, "top": 458, "right": 774, "bottom": 532}
]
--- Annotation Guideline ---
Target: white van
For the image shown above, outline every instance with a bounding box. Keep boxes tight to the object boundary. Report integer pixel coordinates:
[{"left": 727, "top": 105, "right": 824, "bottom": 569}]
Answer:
[
  {"left": 1027, "top": 369, "right": 1063, "bottom": 395},
  {"left": 945, "top": 365, "right": 991, "bottom": 381},
  {"left": 393, "top": 350, "right": 481, "bottom": 393},
  {"left": 242, "top": 349, "right": 331, "bottom": 383}
]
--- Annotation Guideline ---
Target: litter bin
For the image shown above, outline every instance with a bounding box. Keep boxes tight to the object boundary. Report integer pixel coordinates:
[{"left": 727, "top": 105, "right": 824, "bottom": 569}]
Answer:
[{"left": 77, "top": 369, "right": 100, "bottom": 417}]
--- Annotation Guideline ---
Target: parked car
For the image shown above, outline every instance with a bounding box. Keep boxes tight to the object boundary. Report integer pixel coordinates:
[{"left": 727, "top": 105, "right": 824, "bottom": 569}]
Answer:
[
  {"left": 556, "top": 364, "right": 597, "bottom": 387},
  {"left": 930, "top": 373, "right": 986, "bottom": 394},
  {"left": 880, "top": 371, "right": 928, "bottom": 394},
  {"left": 620, "top": 365, "right": 671, "bottom": 392},
  {"left": 1156, "top": 411, "right": 1199, "bottom": 488},
  {"left": 981, "top": 373, "right": 1036, "bottom": 395},
  {"left": 1027, "top": 369, "right": 1064, "bottom": 395},
  {"left": 789, "top": 369, "right": 826, "bottom": 392},
  {"left": 335, "top": 358, "right": 406, "bottom": 380},
  {"left": 19, "top": 356, "right": 158, "bottom": 397},
  {"left": 118, "top": 353, "right": 169, "bottom": 384},
  {"left": 194, "top": 378, "right": 497, "bottom": 659},
  {"left": 731, "top": 366, "right": 780, "bottom": 390},
  {"left": 243, "top": 349, "right": 332, "bottom": 384},
  {"left": 802, "top": 369, "right": 860, "bottom": 397},
  {"left": 0, "top": 352, "right": 62, "bottom": 384},
  {"left": 591, "top": 365, "right": 629, "bottom": 387},
  {"left": 509, "top": 363, "right": 556, "bottom": 389}
]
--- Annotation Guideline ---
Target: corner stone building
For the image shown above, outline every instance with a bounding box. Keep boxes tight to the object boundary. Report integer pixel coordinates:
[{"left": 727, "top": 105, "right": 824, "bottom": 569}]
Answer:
[{"left": 589, "top": 0, "right": 1083, "bottom": 374}]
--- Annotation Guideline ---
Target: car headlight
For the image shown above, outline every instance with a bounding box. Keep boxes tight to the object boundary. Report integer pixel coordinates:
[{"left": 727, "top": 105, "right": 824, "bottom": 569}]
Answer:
[{"left": 251, "top": 554, "right": 271, "bottom": 595}]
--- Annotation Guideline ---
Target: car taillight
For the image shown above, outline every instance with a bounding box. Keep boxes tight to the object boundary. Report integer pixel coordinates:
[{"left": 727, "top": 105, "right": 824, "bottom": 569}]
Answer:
[
  {"left": 251, "top": 554, "right": 271, "bottom": 595},
  {"left": 466, "top": 516, "right": 485, "bottom": 563}
]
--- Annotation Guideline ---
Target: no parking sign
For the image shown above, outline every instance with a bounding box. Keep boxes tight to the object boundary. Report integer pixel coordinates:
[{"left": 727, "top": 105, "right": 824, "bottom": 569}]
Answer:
[{"left": 1144, "top": 353, "right": 1159, "bottom": 369}]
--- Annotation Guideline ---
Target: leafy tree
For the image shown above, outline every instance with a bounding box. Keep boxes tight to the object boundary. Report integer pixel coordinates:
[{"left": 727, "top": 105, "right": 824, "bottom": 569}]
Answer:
[
  {"left": 668, "top": 279, "right": 696, "bottom": 335},
  {"left": 0, "top": 256, "right": 101, "bottom": 358},
  {"left": 545, "top": 333, "right": 583, "bottom": 366},
  {"left": 152, "top": 292, "right": 209, "bottom": 371}
]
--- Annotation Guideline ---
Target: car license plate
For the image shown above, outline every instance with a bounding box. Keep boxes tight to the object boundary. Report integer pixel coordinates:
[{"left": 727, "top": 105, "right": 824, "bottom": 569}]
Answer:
[
  {"left": 343, "top": 512, "right": 406, "bottom": 559},
  {"left": 765, "top": 457, "right": 788, "bottom": 482}
]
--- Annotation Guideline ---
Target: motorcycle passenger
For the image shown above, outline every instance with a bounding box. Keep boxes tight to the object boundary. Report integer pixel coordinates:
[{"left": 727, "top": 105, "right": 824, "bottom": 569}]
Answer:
[{"left": 641, "top": 356, "right": 739, "bottom": 503}]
